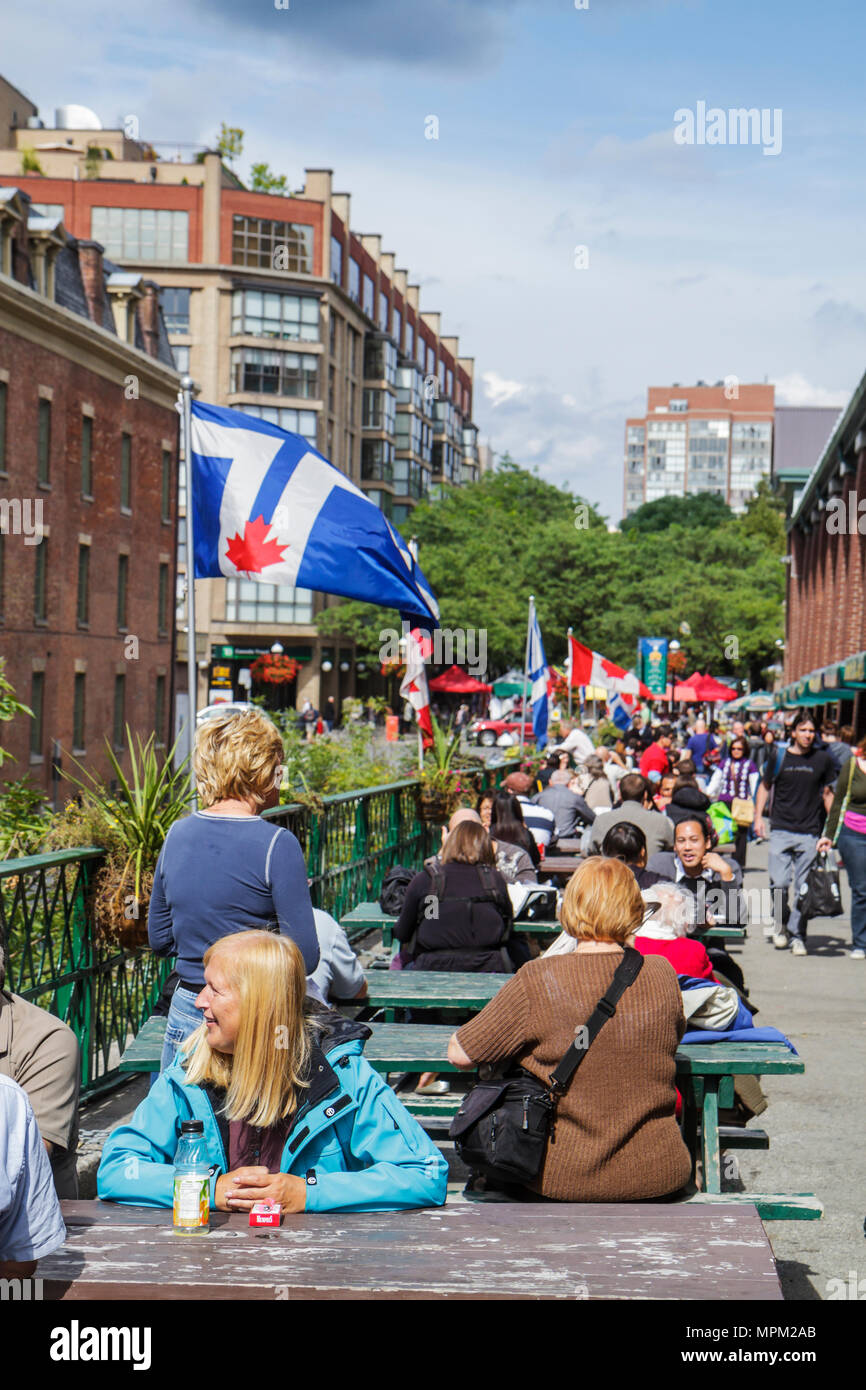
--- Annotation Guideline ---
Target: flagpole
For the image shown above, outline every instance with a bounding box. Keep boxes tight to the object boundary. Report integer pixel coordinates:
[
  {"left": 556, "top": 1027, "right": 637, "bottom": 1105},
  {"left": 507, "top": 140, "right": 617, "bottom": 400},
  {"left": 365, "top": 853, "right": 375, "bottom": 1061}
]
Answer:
[
  {"left": 520, "top": 595, "right": 533, "bottom": 757},
  {"left": 567, "top": 626, "right": 573, "bottom": 725},
  {"left": 179, "top": 375, "right": 199, "bottom": 779}
]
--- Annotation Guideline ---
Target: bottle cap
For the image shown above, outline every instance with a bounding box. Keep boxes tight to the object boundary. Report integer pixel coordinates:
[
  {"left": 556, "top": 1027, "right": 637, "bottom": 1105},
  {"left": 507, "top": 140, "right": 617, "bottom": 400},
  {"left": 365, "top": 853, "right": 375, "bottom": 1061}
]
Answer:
[{"left": 181, "top": 1120, "right": 204, "bottom": 1134}]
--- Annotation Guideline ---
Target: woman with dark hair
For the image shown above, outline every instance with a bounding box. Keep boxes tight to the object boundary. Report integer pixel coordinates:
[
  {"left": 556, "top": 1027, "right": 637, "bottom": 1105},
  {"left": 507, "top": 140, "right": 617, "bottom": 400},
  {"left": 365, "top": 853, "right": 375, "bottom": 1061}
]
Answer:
[
  {"left": 601, "top": 823, "right": 665, "bottom": 890},
  {"left": 489, "top": 790, "right": 541, "bottom": 868},
  {"left": 665, "top": 775, "right": 712, "bottom": 829},
  {"left": 707, "top": 735, "right": 759, "bottom": 869}
]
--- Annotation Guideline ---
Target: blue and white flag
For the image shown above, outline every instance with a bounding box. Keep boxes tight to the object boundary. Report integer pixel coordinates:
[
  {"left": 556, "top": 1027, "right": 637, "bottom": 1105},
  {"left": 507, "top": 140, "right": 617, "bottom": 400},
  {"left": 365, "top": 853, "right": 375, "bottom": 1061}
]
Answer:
[
  {"left": 188, "top": 401, "right": 439, "bottom": 625},
  {"left": 527, "top": 603, "right": 549, "bottom": 751},
  {"left": 608, "top": 692, "right": 632, "bottom": 733}
]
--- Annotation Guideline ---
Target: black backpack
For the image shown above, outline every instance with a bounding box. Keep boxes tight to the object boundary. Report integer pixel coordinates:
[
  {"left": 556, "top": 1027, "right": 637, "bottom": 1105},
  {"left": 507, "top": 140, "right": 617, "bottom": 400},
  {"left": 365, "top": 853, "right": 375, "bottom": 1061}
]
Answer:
[{"left": 379, "top": 865, "right": 416, "bottom": 916}]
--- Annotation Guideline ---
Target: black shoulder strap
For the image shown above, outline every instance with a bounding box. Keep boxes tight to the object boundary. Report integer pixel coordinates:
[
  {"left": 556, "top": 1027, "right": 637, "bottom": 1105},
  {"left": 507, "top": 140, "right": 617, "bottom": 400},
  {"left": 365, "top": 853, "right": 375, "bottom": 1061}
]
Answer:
[{"left": 548, "top": 946, "right": 644, "bottom": 1097}]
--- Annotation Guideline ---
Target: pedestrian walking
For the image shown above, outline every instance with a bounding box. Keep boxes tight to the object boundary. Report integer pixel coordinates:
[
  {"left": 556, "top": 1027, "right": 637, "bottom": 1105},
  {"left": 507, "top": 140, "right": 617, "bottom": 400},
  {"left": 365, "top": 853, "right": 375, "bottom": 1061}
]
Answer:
[
  {"left": 820, "top": 738, "right": 866, "bottom": 959},
  {"left": 707, "top": 735, "right": 759, "bottom": 870},
  {"left": 754, "top": 712, "right": 836, "bottom": 956}
]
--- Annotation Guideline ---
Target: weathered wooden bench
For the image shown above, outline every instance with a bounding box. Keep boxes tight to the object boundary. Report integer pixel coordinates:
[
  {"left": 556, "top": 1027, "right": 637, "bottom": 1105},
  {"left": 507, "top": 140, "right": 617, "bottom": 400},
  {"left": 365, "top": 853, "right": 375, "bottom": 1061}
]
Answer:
[{"left": 42, "top": 1199, "right": 783, "bottom": 1299}]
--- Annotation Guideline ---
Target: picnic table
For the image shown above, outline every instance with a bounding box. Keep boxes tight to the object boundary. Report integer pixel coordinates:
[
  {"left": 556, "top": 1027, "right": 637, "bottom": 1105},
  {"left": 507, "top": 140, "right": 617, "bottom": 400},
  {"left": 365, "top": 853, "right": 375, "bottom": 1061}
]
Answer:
[
  {"left": 340, "top": 902, "right": 744, "bottom": 948},
  {"left": 118, "top": 1017, "right": 819, "bottom": 1220},
  {"left": 361, "top": 968, "right": 508, "bottom": 1018},
  {"left": 41, "top": 1200, "right": 783, "bottom": 1299}
]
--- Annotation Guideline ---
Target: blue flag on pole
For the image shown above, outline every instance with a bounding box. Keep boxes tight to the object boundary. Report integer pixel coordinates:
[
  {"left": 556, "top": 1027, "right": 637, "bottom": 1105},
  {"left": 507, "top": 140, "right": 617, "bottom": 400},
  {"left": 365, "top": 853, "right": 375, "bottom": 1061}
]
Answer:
[
  {"left": 608, "top": 692, "right": 632, "bottom": 732},
  {"left": 188, "top": 400, "right": 439, "bottom": 625},
  {"left": 528, "top": 605, "right": 549, "bottom": 751}
]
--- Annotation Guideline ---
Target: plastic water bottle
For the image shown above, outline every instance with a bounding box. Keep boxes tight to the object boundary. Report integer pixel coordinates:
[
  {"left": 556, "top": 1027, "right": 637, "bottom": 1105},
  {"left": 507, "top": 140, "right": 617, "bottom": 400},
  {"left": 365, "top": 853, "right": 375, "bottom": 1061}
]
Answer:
[{"left": 173, "top": 1120, "right": 210, "bottom": 1235}]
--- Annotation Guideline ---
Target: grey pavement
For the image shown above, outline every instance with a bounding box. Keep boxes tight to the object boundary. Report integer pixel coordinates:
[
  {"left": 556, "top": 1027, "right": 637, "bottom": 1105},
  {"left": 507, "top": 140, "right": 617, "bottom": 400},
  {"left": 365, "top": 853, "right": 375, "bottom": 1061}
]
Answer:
[{"left": 77, "top": 840, "right": 864, "bottom": 1300}]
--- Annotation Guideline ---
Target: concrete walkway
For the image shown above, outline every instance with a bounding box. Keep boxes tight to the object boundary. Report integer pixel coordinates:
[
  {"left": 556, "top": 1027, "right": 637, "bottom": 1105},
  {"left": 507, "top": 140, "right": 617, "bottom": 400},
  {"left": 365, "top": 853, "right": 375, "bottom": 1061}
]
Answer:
[{"left": 78, "top": 841, "right": 864, "bottom": 1300}]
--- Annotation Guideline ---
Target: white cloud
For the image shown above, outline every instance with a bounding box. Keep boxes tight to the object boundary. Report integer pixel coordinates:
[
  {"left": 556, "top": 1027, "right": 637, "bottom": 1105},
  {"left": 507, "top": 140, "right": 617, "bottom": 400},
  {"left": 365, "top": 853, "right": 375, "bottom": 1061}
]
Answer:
[
  {"left": 482, "top": 370, "right": 525, "bottom": 408},
  {"left": 774, "top": 373, "right": 850, "bottom": 408}
]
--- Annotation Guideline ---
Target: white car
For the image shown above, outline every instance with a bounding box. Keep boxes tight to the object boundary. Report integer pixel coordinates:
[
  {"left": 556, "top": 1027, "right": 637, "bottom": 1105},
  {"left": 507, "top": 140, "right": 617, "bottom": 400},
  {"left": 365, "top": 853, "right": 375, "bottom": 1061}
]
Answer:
[{"left": 195, "top": 701, "right": 264, "bottom": 725}]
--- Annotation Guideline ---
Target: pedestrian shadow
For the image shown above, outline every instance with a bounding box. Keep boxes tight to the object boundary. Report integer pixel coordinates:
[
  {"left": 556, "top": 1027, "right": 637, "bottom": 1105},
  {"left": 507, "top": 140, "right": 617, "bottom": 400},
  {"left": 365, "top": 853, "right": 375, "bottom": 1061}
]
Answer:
[
  {"left": 803, "top": 933, "right": 850, "bottom": 957},
  {"left": 772, "top": 1258, "right": 823, "bottom": 1301}
]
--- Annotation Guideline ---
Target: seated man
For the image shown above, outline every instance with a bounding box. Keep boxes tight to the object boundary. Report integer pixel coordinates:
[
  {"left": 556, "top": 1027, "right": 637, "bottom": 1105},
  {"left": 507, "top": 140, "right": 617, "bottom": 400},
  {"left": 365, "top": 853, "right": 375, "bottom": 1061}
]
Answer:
[
  {"left": 307, "top": 907, "right": 368, "bottom": 1005},
  {"left": 0, "top": 930, "right": 80, "bottom": 1199},
  {"left": 503, "top": 772, "right": 555, "bottom": 850},
  {"left": 590, "top": 773, "right": 674, "bottom": 860},
  {"left": 0, "top": 1075, "right": 67, "bottom": 1279},
  {"left": 535, "top": 770, "right": 595, "bottom": 840}
]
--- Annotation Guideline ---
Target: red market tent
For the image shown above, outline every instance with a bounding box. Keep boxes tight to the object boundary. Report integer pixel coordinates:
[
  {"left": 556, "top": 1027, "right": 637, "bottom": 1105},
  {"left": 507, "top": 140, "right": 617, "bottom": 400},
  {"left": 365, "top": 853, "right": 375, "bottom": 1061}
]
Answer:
[
  {"left": 428, "top": 666, "right": 492, "bottom": 694},
  {"left": 689, "top": 672, "right": 739, "bottom": 702},
  {"left": 663, "top": 682, "right": 702, "bottom": 701}
]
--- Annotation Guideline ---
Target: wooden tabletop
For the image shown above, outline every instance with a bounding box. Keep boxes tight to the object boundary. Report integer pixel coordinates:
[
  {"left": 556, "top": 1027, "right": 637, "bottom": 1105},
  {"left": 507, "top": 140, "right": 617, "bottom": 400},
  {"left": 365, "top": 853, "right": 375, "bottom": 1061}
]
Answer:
[
  {"left": 41, "top": 1200, "right": 782, "bottom": 1300},
  {"left": 341, "top": 902, "right": 744, "bottom": 942},
  {"left": 362, "top": 969, "right": 510, "bottom": 1010}
]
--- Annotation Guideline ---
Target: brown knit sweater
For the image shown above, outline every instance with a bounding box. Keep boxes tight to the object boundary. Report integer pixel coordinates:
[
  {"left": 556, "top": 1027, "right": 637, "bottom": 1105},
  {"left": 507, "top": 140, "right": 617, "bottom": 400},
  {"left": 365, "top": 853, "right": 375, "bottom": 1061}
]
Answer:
[{"left": 456, "top": 951, "right": 692, "bottom": 1201}]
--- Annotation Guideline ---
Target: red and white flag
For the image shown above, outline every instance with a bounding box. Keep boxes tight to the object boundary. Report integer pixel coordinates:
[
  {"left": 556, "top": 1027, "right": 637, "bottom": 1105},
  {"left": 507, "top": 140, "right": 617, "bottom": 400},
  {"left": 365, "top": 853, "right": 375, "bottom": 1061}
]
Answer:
[
  {"left": 399, "top": 628, "right": 433, "bottom": 747},
  {"left": 567, "top": 635, "right": 652, "bottom": 699}
]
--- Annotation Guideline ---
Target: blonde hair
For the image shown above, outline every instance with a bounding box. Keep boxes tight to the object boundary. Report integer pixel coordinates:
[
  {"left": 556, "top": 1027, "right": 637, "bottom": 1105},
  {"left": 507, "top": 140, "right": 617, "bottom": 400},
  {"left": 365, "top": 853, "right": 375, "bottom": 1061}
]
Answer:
[
  {"left": 182, "top": 931, "right": 311, "bottom": 1126},
  {"left": 193, "top": 709, "right": 283, "bottom": 808},
  {"left": 560, "top": 856, "right": 644, "bottom": 945}
]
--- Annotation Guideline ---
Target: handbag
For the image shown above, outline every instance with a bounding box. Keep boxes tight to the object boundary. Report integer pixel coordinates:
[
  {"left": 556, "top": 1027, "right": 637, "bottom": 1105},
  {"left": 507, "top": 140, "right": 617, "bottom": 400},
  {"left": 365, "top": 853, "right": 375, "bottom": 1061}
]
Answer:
[
  {"left": 449, "top": 947, "right": 644, "bottom": 1186},
  {"left": 795, "top": 851, "right": 844, "bottom": 921},
  {"left": 730, "top": 796, "right": 755, "bottom": 826}
]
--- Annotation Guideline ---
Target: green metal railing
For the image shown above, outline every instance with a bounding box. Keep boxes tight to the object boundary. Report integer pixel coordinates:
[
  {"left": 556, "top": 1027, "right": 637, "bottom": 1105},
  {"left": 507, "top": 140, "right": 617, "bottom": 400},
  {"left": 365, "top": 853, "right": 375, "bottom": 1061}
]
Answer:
[{"left": 0, "top": 766, "right": 504, "bottom": 1095}]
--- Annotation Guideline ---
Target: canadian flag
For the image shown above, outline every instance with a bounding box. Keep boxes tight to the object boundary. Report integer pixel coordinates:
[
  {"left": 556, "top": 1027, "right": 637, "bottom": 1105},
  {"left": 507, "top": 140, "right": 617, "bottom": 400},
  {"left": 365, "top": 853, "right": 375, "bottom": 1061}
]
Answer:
[
  {"left": 567, "top": 635, "right": 652, "bottom": 699},
  {"left": 399, "top": 628, "right": 433, "bottom": 747}
]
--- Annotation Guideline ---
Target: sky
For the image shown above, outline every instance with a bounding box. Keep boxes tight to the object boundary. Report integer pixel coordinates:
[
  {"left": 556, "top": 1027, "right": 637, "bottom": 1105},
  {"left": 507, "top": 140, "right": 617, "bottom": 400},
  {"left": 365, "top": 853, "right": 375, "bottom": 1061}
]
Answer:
[{"left": 3, "top": 0, "right": 863, "bottom": 519}]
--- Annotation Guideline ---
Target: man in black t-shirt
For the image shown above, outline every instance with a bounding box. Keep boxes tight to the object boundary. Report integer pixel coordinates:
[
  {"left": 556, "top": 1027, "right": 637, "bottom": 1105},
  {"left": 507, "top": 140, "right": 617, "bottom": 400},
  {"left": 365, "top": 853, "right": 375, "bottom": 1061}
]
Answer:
[{"left": 754, "top": 713, "right": 836, "bottom": 955}]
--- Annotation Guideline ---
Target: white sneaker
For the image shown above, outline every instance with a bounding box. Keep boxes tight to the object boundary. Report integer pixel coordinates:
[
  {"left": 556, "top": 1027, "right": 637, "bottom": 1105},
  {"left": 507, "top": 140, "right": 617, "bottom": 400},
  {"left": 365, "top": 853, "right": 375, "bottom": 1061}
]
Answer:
[
  {"left": 772, "top": 931, "right": 790, "bottom": 949},
  {"left": 790, "top": 938, "right": 807, "bottom": 956},
  {"left": 850, "top": 948, "right": 866, "bottom": 960}
]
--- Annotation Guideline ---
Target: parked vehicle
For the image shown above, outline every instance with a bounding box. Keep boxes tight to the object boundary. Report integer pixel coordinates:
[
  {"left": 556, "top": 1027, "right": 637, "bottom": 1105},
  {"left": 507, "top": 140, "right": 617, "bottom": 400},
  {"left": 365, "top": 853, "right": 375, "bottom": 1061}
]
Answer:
[{"left": 469, "top": 717, "right": 535, "bottom": 747}]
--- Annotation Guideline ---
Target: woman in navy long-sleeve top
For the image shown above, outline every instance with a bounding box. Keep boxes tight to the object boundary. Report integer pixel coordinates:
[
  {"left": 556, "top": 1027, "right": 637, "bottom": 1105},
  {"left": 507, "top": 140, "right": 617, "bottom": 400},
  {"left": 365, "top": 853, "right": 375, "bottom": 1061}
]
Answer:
[{"left": 149, "top": 709, "right": 319, "bottom": 1071}]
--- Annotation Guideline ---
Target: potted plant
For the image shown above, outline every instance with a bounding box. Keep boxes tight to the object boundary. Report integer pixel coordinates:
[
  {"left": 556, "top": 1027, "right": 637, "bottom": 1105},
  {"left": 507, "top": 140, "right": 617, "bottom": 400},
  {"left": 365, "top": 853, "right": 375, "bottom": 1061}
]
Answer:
[
  {"left": 47, "top": 729, "right": 193, "bottom": 949},
  {"left": 415, "top": 714, "right": 464, "bottom": 823}
]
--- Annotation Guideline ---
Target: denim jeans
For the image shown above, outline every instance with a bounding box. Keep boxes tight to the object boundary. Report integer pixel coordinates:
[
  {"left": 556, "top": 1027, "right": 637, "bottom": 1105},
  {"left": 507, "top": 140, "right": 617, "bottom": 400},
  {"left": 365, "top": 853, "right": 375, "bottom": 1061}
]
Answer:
[
  {"left": 837, "top": 825, "right": 866, "bottom": 952},
  {"left": 159, "top": 984, "right": 203, "bottom": 1072},
  {"left": 767, "top": 829, "right": 817, "bottom": 940}
]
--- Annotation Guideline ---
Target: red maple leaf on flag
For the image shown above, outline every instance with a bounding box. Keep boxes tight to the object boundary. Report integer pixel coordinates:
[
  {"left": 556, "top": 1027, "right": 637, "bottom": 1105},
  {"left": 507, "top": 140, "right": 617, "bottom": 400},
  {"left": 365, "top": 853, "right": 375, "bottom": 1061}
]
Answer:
[{"left": 224, "top": 515, "right": 288, "bottom": 574}]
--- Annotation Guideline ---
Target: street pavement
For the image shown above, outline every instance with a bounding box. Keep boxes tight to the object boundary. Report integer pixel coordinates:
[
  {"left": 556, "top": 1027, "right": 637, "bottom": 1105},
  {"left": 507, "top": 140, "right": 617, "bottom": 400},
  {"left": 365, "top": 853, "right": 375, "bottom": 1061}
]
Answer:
[{"left": 77, "top": 840, "right": 864, "bottom": 1301}]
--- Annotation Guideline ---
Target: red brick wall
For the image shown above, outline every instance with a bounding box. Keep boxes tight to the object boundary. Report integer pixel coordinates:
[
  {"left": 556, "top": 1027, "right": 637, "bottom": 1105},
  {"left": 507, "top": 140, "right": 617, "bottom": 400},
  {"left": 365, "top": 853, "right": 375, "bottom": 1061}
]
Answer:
[{"left": 0, "top": 325, "right": 177, "bottom": 798}]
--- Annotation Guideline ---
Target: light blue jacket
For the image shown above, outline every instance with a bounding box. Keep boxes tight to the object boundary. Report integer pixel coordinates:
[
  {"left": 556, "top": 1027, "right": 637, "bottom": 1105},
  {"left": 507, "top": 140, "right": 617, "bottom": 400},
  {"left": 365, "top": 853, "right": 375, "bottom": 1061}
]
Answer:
[{"left": 97, "top": 1035, "right": 448, "bottom": 1214}]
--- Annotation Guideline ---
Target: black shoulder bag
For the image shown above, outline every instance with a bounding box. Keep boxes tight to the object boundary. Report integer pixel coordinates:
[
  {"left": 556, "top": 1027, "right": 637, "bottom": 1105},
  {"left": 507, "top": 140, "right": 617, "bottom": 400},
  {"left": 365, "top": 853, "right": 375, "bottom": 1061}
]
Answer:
[{"left": 449, "top": 947, "right": 644, "bottom": 1187}]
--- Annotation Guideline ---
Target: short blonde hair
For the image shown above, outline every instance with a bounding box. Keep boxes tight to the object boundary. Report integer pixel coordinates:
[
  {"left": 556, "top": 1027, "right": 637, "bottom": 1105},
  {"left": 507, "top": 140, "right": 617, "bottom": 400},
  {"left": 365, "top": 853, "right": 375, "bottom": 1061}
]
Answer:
[
  {"left": 560, "top": 857, "right": 644, "bottom": 945},
  {"left": 193, "top": 709, "right": 283, "bottom": 808},
  {"left": 183, "top": 931, "right": 311, "bottom": 1127}
]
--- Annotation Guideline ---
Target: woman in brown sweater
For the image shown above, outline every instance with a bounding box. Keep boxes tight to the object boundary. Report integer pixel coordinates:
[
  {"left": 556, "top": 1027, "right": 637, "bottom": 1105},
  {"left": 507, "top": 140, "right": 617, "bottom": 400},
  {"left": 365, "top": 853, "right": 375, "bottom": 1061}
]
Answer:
[{"left": 447, "top": 857, "right": 692, "bottom": 1202}]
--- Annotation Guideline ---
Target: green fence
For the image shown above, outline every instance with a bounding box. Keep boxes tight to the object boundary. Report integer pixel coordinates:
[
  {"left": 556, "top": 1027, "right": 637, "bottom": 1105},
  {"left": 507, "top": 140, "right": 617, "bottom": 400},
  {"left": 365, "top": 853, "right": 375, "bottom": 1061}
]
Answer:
[{"left": 0, "top": 767, "right": 504, "bottom": 1095}]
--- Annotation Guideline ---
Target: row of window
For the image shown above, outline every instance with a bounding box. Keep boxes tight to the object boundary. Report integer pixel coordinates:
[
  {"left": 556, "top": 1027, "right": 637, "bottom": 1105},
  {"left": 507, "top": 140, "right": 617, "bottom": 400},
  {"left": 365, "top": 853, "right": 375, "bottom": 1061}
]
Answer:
[
  {"left": 230, "top": 347, "right": 319, "bottom": 399},
  {"left": 72, "top": 547, "right": 171, "bottom": 633},
  {"left": 0, "top": 383, "right": 173, "bottom": 517},
  {"left": 28, "top": 669, "right": 166, "bottom": 758}
]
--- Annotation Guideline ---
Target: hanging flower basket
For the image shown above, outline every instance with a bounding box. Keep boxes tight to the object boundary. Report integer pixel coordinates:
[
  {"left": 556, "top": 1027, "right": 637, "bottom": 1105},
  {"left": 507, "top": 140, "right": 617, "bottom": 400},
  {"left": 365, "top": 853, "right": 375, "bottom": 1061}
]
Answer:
[
  {"left": 415, "top": 767, "right": 465, "bottom": 824},
  {"left": 250, "top": 654, "right": 300, "bottom": 685},
  {"left": 90, "top": 862, "right": 154, "bottom": 950}
]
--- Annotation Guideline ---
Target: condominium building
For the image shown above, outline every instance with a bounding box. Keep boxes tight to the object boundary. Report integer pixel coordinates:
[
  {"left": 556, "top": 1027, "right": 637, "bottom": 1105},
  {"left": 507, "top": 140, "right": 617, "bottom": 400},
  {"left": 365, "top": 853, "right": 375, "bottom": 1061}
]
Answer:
[
  {"left": 0, "top": 88, "right": 479, "bottom": 715},
  {"left": 623, "top": 382, "right": 775, "bottom": 517}
]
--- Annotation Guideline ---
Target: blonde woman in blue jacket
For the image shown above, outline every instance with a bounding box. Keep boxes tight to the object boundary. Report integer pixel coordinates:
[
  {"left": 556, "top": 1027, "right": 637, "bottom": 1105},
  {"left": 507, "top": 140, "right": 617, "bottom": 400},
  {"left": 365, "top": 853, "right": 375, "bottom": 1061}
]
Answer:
[{"left": 98, "top": 932, "right": 447, "bottom": 1214}]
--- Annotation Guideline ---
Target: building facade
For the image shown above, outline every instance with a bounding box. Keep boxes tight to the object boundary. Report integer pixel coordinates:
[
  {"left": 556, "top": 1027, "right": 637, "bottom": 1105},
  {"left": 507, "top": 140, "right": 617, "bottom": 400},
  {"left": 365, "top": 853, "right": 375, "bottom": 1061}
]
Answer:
[
  {"left": 0, "top": 186, "right": 179, "bottom": 797},
  {"left": 780, "top": 370, "right": 866, "bottom": 732},
  {"left": 623, "top": 382, "right": 775, "bottom": 517},
  {"left": 0, "top": 98, "right": 480, "bottom": 716}
]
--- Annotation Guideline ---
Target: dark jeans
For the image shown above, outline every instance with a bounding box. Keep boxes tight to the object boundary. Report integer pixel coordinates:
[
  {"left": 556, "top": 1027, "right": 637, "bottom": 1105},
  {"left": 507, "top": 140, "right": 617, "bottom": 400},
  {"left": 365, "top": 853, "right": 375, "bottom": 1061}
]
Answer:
[{"left": 837, "top": 825, "right": 866, "bottom": 952}]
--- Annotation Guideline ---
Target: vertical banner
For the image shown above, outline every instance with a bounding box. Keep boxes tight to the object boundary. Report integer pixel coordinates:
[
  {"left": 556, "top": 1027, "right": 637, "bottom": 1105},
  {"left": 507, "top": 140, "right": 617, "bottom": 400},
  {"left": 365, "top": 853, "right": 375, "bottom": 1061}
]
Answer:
[{"left": 637, "top": 637, "right": 669, "bottom": 696}]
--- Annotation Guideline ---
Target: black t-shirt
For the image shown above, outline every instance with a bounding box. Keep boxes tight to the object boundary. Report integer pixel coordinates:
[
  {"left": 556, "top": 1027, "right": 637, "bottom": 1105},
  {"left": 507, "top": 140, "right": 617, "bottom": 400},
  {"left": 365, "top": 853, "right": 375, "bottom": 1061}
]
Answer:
[{"left": 764, "top": 747, "right": 835, "bottom": 835}]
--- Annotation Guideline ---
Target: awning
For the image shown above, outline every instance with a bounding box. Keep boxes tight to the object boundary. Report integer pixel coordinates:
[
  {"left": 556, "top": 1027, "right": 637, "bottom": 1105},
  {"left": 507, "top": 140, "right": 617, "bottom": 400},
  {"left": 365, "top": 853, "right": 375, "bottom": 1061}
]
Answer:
[{"left": 428, "top": 666, "right": 492, "bottom": 694}]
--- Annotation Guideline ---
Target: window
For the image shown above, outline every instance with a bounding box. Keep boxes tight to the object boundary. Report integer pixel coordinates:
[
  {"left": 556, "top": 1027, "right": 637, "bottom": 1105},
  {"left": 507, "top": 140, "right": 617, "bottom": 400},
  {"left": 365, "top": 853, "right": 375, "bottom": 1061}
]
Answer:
[
  {"left": 668, "top": 399, "right": 689, "bottom": 412},
  {"left": 361, "top": 438, "right": 394, "bottom": 483},
  {"left": 155, "top": 675, "right": 166, "bottom": 745},
  {"left": 91, "top": 207, "right": 189, "bottom": 261},
  {"left": 426, "top": 345, "right": 436, "bottom": 376},
  {"left": 224, "top": 579, "right": 314, "bottom": 624},
  {"left": 73, "top": 674, "right": 86, "bottom": 752},
  {"left": 158, "top": 562, "right": 170, "bottom": 635},
  {"left": 30, "top": 672, "right": 44, "bottom": 758},
  {"left": 378, "top": 291, "right": 389, "bottom": 333},
  {"left": 231, "top": 289, "right": 319, "bottom": 343},
  {"left": 161, "top": 449, "right": 172, "bottom": 522},
  {"left": 231, "top": 348, "right": 319, "bottom": 398},
  {"left": 392, "top": 307, "right": 402, "bottom": 352},
  {"left": 363, "top": 336, "right": 397, "bottom": 385},
  {"left": 348, "top": 327, "right": 358, "bottom": 376},
  {"left": 81, "top": 415, "right": 93, "bottom": 497},
  {"left": 161, "top": 287, "right": 190, "bottom": 333},
  {"left": 231, "top": 215, "right": 313, "bottom": 273},
  {"left": 117, "top": 553, "right": 129, "bottom": 629},
  {"left": 37, "top": 399, "right": 51, "bottom": 485},
  {"left": 120, "top": 433, "right": 132, "bottom": 511},
  {"left": 362, "top": 275, "right": 375, "bottom": 318},
  {"left": 362, "top": 389, "right": 396, "bottom": 433},
  {"left": 34, "top": 541, "right": 47, "bottom": 622},
  {"left": 172, "top": 345, "right": 190, "bottom": 373},
  {"left": 349, "top": 259, "right": 361, "bottom": 304},
  {"left": 31, "top": 203, "right": 64, "bottom": 220},
  {"left": 330, "top": 235, "right": 343, "bottom": 287},
  {"left": 362, "top": 488, "right": 393, "bottom": 519},
  {"left": 113, "top": 674, "right": 126, "bottom": 748},
  {"left": 0, "top": 380, "right": 6, "bottom": 473},
  {"left": 329, "top": 312, "right": 336, "bottom": 357},
  {"left": 238, "top": 404, "right": 318, "bottom": 446},
  {"left": 416, "top": 333, "right": 425, "bottom": 370},
  {"left": 76, "top": 545, "right": 90, "bottom": 626}
]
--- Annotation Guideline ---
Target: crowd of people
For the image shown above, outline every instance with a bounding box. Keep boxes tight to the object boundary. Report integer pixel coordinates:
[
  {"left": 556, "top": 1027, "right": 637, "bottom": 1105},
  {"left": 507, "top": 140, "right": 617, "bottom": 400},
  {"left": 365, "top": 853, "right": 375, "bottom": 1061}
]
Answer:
[{"left": 3, "top": 701, "right": 861, "bottom": 1271}]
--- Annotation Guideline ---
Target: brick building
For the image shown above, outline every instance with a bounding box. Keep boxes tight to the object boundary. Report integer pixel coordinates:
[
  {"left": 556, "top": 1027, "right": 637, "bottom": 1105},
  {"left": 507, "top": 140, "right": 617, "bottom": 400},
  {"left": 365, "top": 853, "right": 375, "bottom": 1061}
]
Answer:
[
  {"left": 624, "top": 382, "right": 775, "bottom": 516},
  {"left": 780, "top": 368, "right": 866, "bottom": 730},
  {"left": 0, "top": 91, "right": 480, "bottom": 717},
  {"left": 0, "top": 185, "right": 179, "bottom": 799}
]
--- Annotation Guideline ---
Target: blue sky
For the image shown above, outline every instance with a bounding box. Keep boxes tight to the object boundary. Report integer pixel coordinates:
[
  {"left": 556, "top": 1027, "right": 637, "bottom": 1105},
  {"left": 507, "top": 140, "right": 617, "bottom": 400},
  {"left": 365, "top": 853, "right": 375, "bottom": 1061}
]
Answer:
[{"left": 4, "top": 0, "right": 863, "bottom": 517}]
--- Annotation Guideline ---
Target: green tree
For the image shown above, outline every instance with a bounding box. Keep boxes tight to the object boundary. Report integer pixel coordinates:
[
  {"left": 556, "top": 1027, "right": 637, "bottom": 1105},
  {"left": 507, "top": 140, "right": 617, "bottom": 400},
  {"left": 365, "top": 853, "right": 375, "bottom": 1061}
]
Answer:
[
  {"left": 623, "top": 493, "right": 734, "bottom": 534},
  {"left": 740, "top": 476, "right": 786, "bottom": 552},
  {"left": 249, "top": 162, "right": 289, "bottom": 194},
  {"left": 216, "top": 123, "right": 244, "bottom": 167}
]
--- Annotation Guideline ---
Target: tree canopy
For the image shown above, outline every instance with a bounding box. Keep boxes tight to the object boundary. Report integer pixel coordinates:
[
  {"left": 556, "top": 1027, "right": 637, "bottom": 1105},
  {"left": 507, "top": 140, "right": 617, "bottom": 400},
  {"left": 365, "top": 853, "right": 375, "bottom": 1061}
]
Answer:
[{"left": 623, "top": 492, "right": 734, "bottom": 533}]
